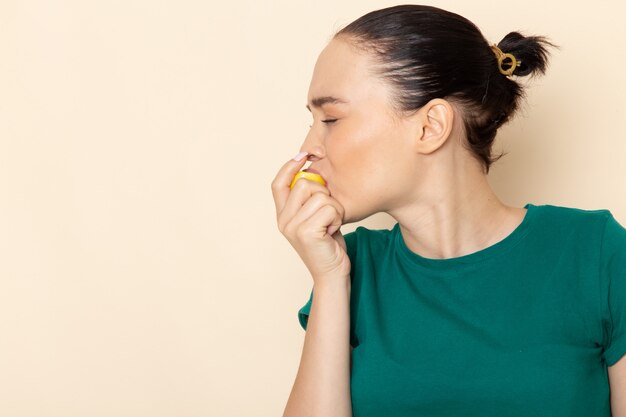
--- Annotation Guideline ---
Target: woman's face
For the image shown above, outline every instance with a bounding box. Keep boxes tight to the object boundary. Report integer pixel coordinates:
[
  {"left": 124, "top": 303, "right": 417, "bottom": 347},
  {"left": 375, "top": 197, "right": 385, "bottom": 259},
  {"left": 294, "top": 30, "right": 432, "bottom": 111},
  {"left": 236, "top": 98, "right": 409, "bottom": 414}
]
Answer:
[{"left": 302, "top": 37, "right": 420, "bottom": 224}]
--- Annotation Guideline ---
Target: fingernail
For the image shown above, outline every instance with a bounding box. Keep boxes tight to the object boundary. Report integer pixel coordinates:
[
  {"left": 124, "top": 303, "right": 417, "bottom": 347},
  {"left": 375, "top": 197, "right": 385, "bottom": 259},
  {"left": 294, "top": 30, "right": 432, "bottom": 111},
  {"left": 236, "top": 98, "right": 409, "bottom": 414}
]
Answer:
[{"left": 292, "top": 151, "right": 308, "bottom": 161}]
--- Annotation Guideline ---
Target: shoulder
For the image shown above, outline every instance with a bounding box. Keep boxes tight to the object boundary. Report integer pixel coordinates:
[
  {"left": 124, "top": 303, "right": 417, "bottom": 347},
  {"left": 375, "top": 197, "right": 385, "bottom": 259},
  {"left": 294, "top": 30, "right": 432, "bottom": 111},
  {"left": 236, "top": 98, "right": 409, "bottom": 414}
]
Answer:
[
  {"left": 343, "top": 225, "right": 394, "bottom": 246},
  {"left": 532, "top": 203, "right": 625, "bottom": 261},
  {"left": 344, "top": 225, "right": 394, "bottom": 241},
  {"left": 532, "top": 203, "right": 619, "bottom": 235},
  {"left": 342, "top": 225, "right": 395, "bottom": 260},
  {"left": 535, "top": 202, "right": 612, "bottom": 222}
]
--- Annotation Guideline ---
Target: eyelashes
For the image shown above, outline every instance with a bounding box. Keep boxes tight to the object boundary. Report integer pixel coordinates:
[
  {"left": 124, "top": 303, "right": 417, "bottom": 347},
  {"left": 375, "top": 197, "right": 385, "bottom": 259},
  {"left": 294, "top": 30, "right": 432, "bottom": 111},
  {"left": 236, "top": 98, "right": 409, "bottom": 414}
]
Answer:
[{"left": 308, "top": 119, "right": 338, "bottom": 128}]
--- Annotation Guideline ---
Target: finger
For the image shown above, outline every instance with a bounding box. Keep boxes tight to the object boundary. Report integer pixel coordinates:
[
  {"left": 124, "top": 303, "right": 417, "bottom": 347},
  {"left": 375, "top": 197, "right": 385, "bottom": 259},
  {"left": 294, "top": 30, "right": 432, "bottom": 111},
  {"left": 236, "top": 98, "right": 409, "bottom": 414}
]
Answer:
[
  {"left": 282, "top": 190, "right": 344, "bottom": 236},
  {"left": 326, "top": 215, "right": 343, "bottom": 236},
  {"left": 271, "top": 152, "right": 310, "bottom": 214},
  {"left": 278, "top": 179, "right": 331, "bottom": 230},
  {"left": 298, "top": 204, "right": 343, "bottom": 240}
]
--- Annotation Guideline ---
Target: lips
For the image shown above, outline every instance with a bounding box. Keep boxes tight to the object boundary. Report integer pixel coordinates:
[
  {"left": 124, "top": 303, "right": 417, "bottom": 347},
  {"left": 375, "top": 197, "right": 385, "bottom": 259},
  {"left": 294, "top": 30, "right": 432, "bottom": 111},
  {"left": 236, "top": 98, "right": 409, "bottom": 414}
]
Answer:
[
  {"left": 304, "top": 168, "right": 321, "bottom": 175},
  {"left": 303, "top": 167, "right": 328, "bottom": 191}
]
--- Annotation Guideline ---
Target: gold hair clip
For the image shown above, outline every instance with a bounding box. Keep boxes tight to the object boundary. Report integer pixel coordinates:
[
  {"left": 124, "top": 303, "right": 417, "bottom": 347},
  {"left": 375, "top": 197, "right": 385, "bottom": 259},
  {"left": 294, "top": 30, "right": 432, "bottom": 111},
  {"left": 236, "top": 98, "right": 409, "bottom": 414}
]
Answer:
[{"left": 490, "top": 44, "right": 521, "bottom": 76}]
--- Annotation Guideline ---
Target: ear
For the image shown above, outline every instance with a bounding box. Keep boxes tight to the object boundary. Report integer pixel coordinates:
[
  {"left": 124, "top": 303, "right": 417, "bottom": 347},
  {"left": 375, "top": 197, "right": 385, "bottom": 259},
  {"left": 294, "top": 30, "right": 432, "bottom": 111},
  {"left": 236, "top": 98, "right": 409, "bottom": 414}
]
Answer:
[{"left": 413, "top": 98, "right": 454, "bottom": 155}]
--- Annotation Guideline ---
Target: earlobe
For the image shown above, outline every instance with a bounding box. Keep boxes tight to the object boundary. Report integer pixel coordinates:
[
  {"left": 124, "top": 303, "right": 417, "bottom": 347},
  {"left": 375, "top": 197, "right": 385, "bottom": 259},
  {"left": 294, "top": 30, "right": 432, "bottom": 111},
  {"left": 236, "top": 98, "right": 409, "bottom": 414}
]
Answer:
[{"left": 416, "top": 98, "right": 454, "bottom": 154}]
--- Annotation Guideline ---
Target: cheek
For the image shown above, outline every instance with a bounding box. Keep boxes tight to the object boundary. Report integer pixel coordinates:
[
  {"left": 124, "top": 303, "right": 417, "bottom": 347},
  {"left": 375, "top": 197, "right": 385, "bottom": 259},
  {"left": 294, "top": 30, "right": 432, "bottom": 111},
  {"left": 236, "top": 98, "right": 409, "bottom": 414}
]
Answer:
[
  {"left": 327, "top": 134, "right": 373, "bottom": 187},
  {"left": 327, "top": 114, "right": 403, "bottom": 199},
  {"left": 330, "top": 131, "right": 389, "bottom": 199},
  {"left": 330, "top": 118, "right": 383, "bottom": 166}
]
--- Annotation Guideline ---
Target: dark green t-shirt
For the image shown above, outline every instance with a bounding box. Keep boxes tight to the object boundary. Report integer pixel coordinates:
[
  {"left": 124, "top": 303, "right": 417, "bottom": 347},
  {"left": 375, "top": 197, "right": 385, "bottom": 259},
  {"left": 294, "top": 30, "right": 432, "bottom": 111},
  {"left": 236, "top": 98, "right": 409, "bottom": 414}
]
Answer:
[{"left": 297, "top": 203, "right": 626, "bottom": 416}]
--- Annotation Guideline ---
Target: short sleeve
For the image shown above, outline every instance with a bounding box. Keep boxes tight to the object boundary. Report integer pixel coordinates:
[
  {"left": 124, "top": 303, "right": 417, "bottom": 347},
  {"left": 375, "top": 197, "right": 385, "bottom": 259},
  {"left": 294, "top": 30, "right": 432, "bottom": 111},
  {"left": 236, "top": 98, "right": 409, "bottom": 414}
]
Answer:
[
  {"left": 297, "top": 288, "right": 314, "bottom": 330},
  {"left": 297, "top": 230, "right": 358, "bottom": 331},
  {"left": 600, "top": 211, "right": 626, "bottom": 366}
]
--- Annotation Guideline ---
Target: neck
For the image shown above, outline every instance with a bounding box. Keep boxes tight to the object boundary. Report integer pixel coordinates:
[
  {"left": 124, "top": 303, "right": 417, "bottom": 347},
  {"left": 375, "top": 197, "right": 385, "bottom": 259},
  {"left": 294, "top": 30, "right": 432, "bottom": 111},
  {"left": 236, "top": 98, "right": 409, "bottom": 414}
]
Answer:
[{"left": 386, "top": 153, "right": 526, "bottom": 260}]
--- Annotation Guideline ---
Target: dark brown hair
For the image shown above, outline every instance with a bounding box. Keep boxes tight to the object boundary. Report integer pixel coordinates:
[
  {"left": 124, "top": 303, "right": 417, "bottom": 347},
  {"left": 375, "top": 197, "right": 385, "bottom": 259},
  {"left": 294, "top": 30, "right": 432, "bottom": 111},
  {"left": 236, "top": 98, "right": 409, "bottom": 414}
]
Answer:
[{"left": 334, "top": 4, "right": 556, "bottom": 173}]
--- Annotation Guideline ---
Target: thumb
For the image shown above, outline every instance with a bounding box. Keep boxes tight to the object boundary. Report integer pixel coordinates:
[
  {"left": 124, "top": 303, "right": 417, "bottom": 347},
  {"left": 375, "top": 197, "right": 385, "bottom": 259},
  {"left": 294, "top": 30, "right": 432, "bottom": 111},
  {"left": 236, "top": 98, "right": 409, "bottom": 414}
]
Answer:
[
  {"left": 327, "top": 220, "right": 342, "bottom": 237},
  {"left": 332, "top": 228, "right": 347, "bottom": 253}
]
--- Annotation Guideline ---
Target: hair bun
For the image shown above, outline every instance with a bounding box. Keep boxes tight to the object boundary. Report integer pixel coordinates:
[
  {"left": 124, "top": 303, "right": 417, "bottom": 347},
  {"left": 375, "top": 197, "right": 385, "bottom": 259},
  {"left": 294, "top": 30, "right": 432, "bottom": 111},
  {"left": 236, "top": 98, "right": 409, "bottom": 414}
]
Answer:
[{"left": 497, "top": 31, "right": 557, "bottom": 77}]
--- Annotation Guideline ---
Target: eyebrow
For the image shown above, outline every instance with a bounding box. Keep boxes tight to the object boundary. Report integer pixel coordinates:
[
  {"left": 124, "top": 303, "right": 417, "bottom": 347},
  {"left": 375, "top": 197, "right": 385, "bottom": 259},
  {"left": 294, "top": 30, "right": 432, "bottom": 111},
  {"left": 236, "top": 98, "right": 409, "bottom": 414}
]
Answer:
[{"left": 306, "top": 96, "right": 348, "bottom": 112}]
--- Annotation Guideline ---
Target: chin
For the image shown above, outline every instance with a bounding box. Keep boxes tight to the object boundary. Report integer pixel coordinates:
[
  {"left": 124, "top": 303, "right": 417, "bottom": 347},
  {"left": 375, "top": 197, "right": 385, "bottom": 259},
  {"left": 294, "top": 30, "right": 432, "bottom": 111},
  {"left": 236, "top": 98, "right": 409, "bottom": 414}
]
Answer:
[
  {"left": 342, "top": 207, "right": 372, "bottom": 225},
  {"left": 335, "top": 194, "right": 376, "bottom": 225}
]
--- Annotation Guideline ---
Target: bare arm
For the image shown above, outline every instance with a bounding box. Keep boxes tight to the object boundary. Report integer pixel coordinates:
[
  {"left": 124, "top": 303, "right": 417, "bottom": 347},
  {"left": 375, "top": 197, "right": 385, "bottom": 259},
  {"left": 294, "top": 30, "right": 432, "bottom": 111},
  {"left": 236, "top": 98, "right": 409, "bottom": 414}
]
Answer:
[
  {"left": 282, "top": 275, "right": 352, "bottom": 417},
  {"left": 609, "top": 355, "right": 626, "bottom": 417}
]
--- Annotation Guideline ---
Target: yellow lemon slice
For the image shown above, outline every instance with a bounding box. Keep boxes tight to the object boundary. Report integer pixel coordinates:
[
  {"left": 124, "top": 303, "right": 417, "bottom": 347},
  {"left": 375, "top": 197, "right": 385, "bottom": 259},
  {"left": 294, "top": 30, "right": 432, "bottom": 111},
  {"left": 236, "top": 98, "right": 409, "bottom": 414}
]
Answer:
[{"left": 290, "top": 171, "right": 326, "bottom": 189}]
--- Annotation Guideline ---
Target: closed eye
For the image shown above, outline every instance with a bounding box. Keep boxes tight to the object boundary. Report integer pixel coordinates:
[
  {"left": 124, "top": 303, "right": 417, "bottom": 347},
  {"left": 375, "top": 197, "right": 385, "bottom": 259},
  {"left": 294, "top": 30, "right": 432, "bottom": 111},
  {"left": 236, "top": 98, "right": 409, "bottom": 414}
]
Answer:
[{"left": 308, "top": 119, "right": 337, "bottom": 128}]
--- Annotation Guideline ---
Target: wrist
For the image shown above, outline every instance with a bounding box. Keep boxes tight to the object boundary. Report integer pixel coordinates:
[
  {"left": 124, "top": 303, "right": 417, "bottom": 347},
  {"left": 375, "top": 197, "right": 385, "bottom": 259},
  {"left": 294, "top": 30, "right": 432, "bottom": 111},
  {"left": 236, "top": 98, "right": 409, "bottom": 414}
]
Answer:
[{"left": 313, "top": 274, "right": 351, "bottom": 291}]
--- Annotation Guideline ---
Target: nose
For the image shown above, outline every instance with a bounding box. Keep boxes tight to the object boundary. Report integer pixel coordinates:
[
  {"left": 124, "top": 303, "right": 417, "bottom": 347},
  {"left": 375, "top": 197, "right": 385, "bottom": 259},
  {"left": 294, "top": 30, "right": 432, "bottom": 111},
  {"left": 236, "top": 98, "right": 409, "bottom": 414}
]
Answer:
[
  {"left": 300, "top": 130, "right": 326, "bottom": 161},
  {"left": 302, "top": 147, "right": 325, "bottom": 161}
]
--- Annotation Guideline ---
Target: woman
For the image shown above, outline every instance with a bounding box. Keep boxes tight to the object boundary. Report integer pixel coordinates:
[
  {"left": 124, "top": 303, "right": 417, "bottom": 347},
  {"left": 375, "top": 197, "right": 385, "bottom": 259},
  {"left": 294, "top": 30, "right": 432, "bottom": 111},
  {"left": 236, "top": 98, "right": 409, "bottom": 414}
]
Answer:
[{"left": 271, "top": 5, "right": 626, "bottom": 416}]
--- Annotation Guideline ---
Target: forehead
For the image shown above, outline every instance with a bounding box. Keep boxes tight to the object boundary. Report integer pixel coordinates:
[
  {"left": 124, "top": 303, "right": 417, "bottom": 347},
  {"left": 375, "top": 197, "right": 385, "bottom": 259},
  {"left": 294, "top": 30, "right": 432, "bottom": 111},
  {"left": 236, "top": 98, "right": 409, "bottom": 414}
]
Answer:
[{"left": 307, "top": 38, "right": 380, "bottom": 105}]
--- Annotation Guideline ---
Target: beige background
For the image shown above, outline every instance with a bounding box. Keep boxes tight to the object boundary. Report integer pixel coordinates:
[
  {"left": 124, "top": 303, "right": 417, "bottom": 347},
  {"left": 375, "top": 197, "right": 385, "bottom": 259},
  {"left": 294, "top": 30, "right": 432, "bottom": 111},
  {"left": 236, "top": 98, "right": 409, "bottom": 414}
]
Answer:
[{"left": 0, "top": 0, "right": 624, "bottom": 415}]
